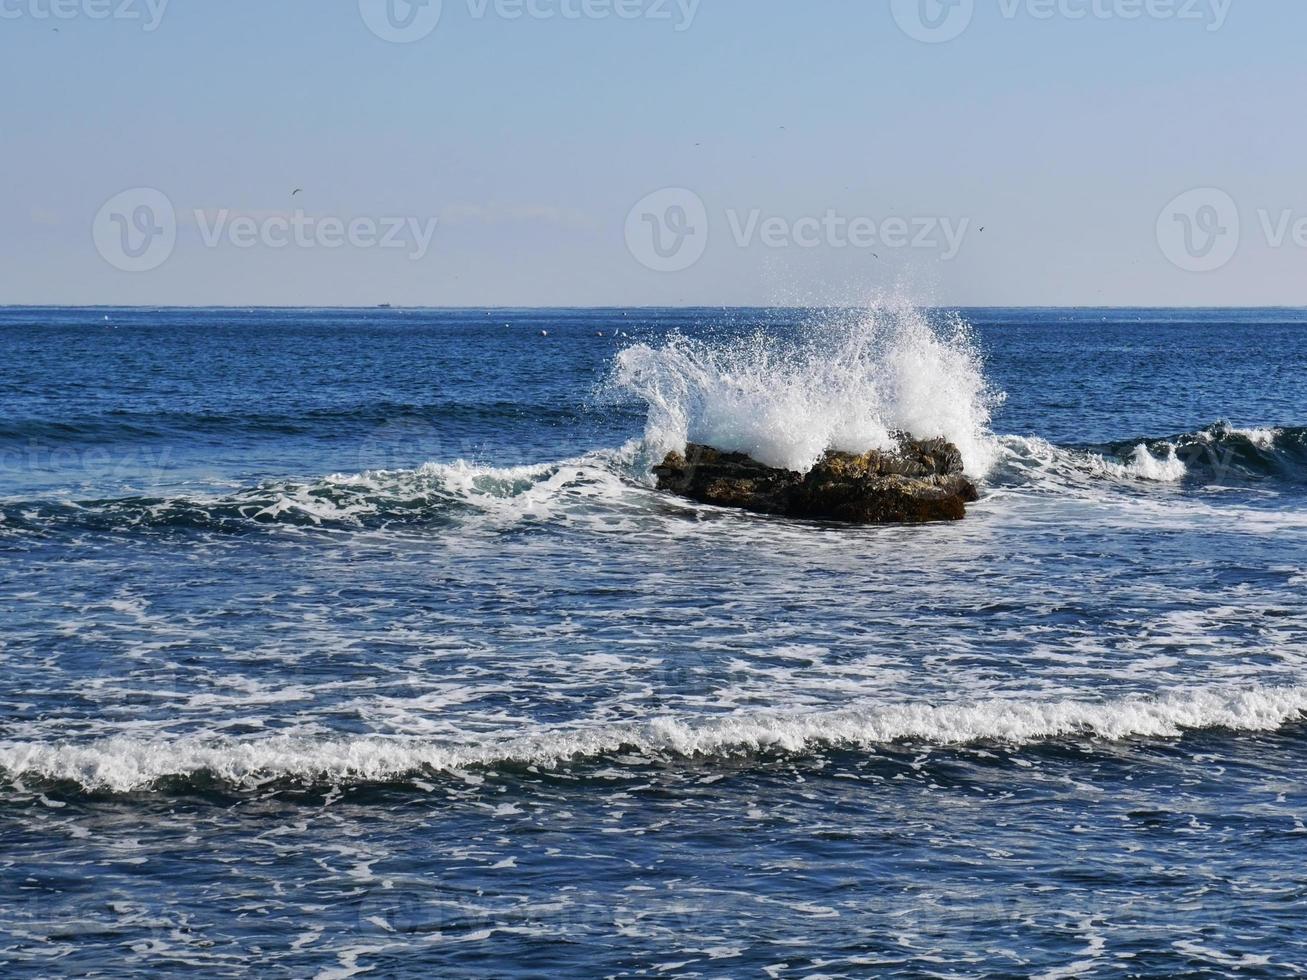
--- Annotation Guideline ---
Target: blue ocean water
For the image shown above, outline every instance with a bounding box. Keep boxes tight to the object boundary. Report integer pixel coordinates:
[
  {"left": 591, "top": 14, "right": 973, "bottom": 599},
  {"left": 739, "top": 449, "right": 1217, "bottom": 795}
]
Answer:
[{"left": 2, "top": 305, "right": 1306, "bottom": 977}]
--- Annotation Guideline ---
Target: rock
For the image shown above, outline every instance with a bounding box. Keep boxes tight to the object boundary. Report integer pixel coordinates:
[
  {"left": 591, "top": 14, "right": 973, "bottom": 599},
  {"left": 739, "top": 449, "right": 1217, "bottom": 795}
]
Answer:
[{"left": 653, "top": 436, "right": 979, "bottom": 524}]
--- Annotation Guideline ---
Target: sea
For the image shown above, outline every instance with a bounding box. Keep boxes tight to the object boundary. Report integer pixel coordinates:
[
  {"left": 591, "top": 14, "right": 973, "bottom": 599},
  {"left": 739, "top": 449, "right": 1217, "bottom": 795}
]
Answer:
[{"left": 2, "top": 304, "right": 1305, "bottom": 978}]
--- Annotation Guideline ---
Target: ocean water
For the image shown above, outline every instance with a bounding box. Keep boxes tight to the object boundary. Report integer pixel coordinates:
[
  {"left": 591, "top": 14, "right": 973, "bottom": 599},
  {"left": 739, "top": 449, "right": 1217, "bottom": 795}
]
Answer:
[{"left": 2, "top": 305, "right": 1306, "bottom": 978}]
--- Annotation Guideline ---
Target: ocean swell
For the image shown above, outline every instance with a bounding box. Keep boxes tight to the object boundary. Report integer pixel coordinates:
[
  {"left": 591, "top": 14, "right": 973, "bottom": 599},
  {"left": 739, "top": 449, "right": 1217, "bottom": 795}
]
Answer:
[
  {"left": 0, "top": 452, "right": 645, "bottom": 535},
  {"left": 4, "top": 684, "right": 1304, "bottom": 794}
]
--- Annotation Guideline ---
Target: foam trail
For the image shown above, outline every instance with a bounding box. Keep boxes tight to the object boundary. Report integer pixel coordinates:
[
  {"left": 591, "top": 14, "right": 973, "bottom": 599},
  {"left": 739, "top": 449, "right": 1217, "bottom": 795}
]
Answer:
[
  {"left": 610, "top": 298, "right": 1002, "bottom": 477},
  {"left": 4, "top": 684, "right": 1305, "bottom": 793}
]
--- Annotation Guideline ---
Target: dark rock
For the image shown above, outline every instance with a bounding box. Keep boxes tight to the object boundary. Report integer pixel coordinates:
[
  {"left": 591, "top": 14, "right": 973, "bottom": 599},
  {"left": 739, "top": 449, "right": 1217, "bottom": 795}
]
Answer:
[{"left": 653, "top": 436, "right": 979, "bottom": 524}]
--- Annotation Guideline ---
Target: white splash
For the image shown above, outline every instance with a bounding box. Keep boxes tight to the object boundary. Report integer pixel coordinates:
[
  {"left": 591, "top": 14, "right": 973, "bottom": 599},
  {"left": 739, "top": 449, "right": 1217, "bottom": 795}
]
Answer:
[
  {"left": 1120, "top": 444, "right": 1188, "bottom": 482},
  {"left": 611, "top": 299, "right": 1002, "bottom": 477}
]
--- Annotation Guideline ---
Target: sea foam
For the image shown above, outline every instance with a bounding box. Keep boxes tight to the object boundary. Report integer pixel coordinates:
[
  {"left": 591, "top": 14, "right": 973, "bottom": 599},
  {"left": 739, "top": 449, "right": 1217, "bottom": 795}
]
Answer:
[
  {"left": 611, "top": 299, "right": 1002, "bottom": 477},
  {"left": 4, "top": 684, "right": 1304, "bottom": 793}
]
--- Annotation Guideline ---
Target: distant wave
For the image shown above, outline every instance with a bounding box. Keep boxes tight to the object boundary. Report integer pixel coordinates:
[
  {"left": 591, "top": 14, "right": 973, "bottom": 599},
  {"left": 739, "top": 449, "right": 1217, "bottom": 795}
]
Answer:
[
  {"left": 0, "top": 452, "right": 643, "bottom": 535},
  {"left": 3, "top": 684, "right": 1305, "bottom": 794},
  {"left": 995, "top": 424, "right": 1307, "bottom": 489}
]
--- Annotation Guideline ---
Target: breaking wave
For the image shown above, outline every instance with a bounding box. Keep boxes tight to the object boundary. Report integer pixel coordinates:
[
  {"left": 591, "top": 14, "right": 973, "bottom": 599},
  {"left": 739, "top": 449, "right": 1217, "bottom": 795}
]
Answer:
[
  {"left": 0, "top": 451, "right": 643, "bottom": 535},
  {"left": 4, "top": 684, "right": 1305, "bottom": 794},
  {"left": 995, "top": 424, "right": 1307, "bottom": 490},
  {"left": 1099, "top": 423, "right": 1307, "bottom": 484},
  {"left": 609, "top": 299, "right": 1003, "bottom": 477}
]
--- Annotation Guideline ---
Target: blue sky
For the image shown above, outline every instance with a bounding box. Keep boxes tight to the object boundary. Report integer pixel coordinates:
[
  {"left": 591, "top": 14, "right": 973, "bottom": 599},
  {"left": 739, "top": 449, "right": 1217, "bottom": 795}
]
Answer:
[{"left": 2, "top": 0, "right": 1305, "bottom": 306}]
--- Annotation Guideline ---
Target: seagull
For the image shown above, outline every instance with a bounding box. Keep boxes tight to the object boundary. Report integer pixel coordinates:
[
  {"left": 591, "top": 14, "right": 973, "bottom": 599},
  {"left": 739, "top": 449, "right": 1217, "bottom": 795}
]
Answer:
[{"left": 291, "top": 188, "right": 302, "bottom": 197}]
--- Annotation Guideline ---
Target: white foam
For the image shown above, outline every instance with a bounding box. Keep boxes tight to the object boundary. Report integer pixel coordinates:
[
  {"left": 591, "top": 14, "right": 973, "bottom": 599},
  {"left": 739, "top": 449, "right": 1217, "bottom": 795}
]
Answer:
[
  {"left": 610, "top": 297, "right": 1002, "bottom": 477},
  {"left": 4, "top": 684, "right": 1304, "bottom": 793},
  {"left": 1200, "top": 424, "right": 1281, "bottom": 449},
  {"left": 994, "top": 436, "right": 1188, "bottom": 489},
  {"left": 73, "top": 451, "right": 645, "bottom": 531},
  {"left": 1120, "top": 443, "right": 1188, "bottom": 482}
]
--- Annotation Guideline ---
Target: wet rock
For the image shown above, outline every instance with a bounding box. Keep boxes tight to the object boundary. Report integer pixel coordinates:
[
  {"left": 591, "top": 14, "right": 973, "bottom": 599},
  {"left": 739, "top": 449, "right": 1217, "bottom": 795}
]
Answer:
[{"left": 653, "top": 436, "right": 979, "bottom": 524}]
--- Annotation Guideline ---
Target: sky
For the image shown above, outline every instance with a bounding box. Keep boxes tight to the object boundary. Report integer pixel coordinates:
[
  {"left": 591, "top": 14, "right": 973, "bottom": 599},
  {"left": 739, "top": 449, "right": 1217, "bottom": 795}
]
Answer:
[{"left": 2, "top": 0, "right": 1305, "bottom": 307}]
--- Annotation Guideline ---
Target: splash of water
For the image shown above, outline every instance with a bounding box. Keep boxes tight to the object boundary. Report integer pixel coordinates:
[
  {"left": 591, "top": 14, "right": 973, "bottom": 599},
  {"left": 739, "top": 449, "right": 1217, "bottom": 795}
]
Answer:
[{"left": 611, "top": 300, "right": 1002, "bottom": 476}]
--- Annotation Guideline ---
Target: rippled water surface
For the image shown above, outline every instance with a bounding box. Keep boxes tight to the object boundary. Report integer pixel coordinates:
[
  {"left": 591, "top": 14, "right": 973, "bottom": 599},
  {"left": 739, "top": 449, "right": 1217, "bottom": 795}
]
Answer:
[{"left": 2, "top": 306, "right": 1306, "bottom": 977}]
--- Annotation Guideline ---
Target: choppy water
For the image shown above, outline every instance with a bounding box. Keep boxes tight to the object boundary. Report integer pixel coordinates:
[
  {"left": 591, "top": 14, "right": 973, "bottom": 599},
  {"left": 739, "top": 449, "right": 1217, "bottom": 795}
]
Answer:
[{"left": 2, "top": 306, "right": 1306, "bottom": 977}]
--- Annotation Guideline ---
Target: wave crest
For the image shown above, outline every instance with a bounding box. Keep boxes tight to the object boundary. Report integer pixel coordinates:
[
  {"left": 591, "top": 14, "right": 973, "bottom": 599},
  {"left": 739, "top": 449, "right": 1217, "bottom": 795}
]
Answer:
[
  {"left": 4, "top": 684, "right": 1304, "bottom": 794},
  {"left": 0, "top": 452, "right": 642, "bottom": 535},
  {"left": 609, "top": 300, "right": 1003, "bottom": 477},
  {"left": 995, "top": 424, "right": 1307, "bottom": 490}
]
